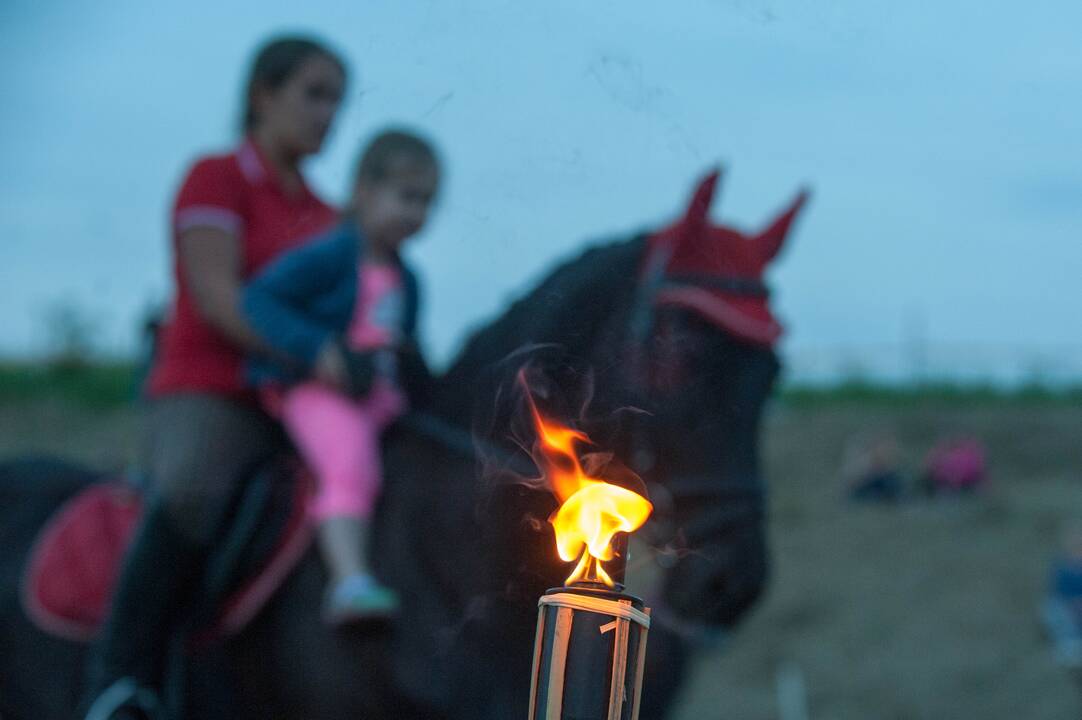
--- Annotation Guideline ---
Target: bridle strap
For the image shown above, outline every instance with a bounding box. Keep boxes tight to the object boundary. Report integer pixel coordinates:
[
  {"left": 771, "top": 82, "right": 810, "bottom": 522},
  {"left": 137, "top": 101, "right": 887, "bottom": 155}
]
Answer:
[
  {"left": 629, "top": 242, "right": 770, "bottom": 350},
  {"left": 661, "top": 274, "right": 768, "bottom": 298}
]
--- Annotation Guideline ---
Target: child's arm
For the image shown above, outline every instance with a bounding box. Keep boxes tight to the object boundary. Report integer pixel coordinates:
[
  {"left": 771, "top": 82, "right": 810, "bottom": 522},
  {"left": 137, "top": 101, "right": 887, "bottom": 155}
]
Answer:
[{"left": 242, "top": 234, "right": 342, "bottom": 373}]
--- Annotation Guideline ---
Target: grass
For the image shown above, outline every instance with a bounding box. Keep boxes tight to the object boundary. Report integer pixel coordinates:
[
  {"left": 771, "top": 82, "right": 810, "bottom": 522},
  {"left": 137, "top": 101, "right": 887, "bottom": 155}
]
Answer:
[
  {"left": 2, "top": 360, "right": 1080, "bottom": 411},
  {"left": 780, "top": 380, "right": 1082, "bottom": 407},
  {"left": 0, "top": 360, "right": 140, "bottom": 409}
]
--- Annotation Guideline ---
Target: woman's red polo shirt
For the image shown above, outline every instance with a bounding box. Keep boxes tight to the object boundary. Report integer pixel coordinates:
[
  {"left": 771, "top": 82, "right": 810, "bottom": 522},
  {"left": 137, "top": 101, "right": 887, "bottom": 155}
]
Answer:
[{"left": 147, "top": 139, "right": 337, "bottom": 398}]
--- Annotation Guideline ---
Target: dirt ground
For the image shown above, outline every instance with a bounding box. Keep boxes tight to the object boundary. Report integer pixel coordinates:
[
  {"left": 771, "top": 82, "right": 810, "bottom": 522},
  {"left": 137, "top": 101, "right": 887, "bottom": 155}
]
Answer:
[
  {"left": 3, "top": 399, "right": 1080, "bottom": 719},
  {"left": 669, "top": 401, "right": 1082, "bottom": 720}
]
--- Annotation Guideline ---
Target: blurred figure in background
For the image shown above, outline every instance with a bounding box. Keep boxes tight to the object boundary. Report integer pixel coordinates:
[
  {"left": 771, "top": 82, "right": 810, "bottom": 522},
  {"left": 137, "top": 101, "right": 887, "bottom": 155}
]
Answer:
[
  {"left": 920, "top": 436, "right": 987, "bottom": 496},
  {"left": 85, "top": 36, "right": 347, "bottom": 720},
  {"left": 1043, "top": 523, "right": 1082, "bottom": 668},
  {"left": 841, "top": 431, "right": 904, "bottom": 503}
]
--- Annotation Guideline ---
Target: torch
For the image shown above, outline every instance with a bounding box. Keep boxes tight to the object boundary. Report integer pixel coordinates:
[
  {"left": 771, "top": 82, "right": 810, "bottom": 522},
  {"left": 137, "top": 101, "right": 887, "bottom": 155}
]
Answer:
[{"left": 523, "top": 394, "right": 654, "bottom": 720}]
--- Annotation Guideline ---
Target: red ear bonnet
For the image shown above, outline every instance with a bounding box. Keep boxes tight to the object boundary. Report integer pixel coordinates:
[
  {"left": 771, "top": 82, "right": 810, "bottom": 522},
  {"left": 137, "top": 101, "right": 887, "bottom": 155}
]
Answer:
[{"left": 644, "top": 170, "right": 809, "bottom": 346}]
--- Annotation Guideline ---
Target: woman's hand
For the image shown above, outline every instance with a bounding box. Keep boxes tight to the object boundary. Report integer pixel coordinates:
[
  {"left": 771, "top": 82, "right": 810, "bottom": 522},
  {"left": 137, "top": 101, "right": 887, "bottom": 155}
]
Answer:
[{"left": 314, "top": 339, "right": 350, "bottom": 392}]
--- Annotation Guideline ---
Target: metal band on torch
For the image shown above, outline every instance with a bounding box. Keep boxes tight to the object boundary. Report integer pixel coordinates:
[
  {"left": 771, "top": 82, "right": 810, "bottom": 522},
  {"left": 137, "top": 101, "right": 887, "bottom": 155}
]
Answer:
[{"left": 538, "top": 592, "right": 652, "bottom": 629}]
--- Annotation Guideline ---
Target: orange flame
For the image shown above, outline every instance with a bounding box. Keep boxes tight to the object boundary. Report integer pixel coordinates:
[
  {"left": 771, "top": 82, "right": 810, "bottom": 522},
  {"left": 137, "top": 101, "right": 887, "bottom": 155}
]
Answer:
[{"left": 525, "top": 391, "right": 653, "bottom": 586}]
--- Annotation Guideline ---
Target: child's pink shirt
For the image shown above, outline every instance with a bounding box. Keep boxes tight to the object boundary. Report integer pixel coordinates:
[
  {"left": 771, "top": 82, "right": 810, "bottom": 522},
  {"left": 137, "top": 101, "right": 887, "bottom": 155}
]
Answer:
[{"left": 348, "top": 263, "right": 404, "bottom": 350}]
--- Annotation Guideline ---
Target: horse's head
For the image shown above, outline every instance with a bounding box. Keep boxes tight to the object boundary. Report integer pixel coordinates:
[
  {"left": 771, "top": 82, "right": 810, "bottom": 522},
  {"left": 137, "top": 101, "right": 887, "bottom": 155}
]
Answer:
[
  {"left": 631, "top": 168, "right": 807, "bottom": 378},
  {"left": 429, "top": 170, "right": 807, "bottom": 628},
  {"left": 603, "top": 170, "right": 809, "bottom": 631},
  {"left": 380, "top": 170, "right": 808, "bottom": 718}
]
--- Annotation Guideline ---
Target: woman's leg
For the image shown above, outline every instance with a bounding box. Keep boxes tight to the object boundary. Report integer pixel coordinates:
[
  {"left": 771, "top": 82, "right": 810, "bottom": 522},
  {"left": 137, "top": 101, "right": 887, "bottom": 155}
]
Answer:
[{"left": 86, "top": 394, "right": 281, "bottom": 709}]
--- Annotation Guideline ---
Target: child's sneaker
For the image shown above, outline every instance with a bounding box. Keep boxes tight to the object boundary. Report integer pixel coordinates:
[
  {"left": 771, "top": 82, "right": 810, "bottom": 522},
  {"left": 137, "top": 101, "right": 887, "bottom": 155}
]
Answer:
[
  {"left": 325, "top": 573, "right": 399, "bottom": 624},
  {"left": 83, "top": 677, "right": 163, "bottom": 720}
]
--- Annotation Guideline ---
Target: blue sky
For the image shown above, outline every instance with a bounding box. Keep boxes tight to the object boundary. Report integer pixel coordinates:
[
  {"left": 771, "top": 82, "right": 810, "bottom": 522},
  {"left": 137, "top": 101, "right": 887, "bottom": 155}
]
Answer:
[{"left": 3, "top": 1, "right": 1080, "bottom": 378}]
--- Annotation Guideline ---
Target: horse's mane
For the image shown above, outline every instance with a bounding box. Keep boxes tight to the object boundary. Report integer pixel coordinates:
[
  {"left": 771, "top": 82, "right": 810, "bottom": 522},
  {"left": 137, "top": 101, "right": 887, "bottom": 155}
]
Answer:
[{"left": 433, "top": 235, "right": 647, "bottom": 417}]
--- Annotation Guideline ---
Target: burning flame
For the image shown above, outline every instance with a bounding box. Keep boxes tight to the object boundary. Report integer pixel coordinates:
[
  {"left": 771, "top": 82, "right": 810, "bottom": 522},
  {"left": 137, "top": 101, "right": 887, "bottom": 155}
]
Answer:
[{"left": 525, "top": 389, "right": 653, "bottom": 587}]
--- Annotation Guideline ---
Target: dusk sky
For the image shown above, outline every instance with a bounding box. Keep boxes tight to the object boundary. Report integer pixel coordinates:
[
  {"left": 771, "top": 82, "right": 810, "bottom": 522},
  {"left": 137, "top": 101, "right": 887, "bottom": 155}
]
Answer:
[{"left": 4, "top": 1, "right": 1080, "bottom": 382}]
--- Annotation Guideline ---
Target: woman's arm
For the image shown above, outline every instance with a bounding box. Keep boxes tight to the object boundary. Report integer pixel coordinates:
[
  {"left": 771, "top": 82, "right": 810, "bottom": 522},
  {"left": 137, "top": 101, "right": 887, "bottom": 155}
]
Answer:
[{"left": 179, "top": 227, "right": 268, "bottom": 353}]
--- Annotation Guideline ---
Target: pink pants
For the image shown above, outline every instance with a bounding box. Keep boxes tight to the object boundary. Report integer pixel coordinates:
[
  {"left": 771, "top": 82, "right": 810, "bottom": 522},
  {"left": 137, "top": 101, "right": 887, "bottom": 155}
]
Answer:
[{"left": 278, "top": 381, "right": 406, "bottom": 521}]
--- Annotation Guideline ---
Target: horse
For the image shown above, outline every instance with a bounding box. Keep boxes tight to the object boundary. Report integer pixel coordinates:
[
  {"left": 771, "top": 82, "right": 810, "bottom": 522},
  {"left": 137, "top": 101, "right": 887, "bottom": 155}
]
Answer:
[{"left": 0, "top": 170, "right": 807, "bottom": 719}]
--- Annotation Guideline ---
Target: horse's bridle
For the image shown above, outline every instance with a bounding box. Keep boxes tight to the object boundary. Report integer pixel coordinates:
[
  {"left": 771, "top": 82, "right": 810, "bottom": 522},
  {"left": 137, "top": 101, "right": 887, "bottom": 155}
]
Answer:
[
  {"left": 620, "top": 240, "right": 771, "bottom": 516},
  {"left": 403, "top": 240, "right": 771, "bottom": 483},
  {"left": 627, "top": 240, "right": 769, "bottom": 349}
]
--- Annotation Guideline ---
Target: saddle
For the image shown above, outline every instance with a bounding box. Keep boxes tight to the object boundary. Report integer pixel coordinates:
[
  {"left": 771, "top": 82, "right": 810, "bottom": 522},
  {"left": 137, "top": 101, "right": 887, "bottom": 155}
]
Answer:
[{"left": 21, "top": 460, "right": 313, "bottom": 644}]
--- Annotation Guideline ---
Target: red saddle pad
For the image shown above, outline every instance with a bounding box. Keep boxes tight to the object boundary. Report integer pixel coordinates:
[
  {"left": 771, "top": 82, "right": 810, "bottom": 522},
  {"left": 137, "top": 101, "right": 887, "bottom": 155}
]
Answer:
[
  {"left": 22, "top": 477, "right": 313, "bottom": 644},
  {"left": 21, "top": 481, "right": 142, "bottom": 642}
]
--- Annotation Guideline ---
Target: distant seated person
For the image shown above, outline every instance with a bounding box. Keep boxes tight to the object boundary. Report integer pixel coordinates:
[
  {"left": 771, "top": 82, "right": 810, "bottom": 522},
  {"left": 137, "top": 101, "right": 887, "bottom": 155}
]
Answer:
[
  {"left": 841, "top": 432, "right": 903, "bottom": 503},
  {"left": 1042, "top": 525, "right": 1082, "bottom": 667},
  {"left": 920, "top": 437, "right": 987, "bottom": 496}
]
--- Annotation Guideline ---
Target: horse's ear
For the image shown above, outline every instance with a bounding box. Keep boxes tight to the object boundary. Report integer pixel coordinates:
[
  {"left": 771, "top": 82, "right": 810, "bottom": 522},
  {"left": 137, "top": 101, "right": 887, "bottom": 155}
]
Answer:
[
  {"left": 757, "top": 188, "right": 810, "bottom": 262},
  {"left": 683, "top": 168, "right": 723, "bottom": 232}
]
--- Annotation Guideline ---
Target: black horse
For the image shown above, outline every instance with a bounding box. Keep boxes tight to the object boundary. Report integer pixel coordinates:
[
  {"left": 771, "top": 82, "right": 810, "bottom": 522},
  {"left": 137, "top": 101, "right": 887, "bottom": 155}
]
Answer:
[{"left": 0, "top": 171, "right": 806, "bottom": 719}]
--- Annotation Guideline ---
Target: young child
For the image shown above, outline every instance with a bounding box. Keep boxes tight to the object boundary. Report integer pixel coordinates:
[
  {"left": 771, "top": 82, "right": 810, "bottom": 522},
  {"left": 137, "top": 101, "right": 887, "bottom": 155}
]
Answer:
[
  {"left": 840, "top": 431, "right": 904, "bottom": 503},
  {"left": 242, "top": 129, "right": 439, "bottom": 622},
  {"left": 1043, "top": 524, "right": 1082, "bottom": 667}
]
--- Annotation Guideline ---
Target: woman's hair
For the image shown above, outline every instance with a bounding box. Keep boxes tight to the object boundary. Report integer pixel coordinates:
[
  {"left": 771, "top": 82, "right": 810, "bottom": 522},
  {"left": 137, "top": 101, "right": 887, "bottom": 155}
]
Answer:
[
  {"left": 242, "top": 36, "right": 347, "bottom": 133},
  {"left": 355, "top": 128, "right": 440, "bottom": 185}
]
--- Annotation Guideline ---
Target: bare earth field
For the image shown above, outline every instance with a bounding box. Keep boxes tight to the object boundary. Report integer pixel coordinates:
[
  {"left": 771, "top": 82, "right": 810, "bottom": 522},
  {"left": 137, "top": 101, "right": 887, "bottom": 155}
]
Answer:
[
  {"left": 671, "top": 401, "right": 1082, "bottom": 720},
  {"left": 2, "top": 398, "right": 1080, "bottom": 719}
]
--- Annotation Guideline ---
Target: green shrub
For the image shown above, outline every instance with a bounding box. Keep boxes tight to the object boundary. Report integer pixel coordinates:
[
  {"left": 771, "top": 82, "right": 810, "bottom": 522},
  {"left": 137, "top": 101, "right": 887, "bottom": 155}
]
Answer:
[
  {"left": 780, "top": 379, "right": 1082, "bottom": 407},
  {"left": 0, "top": 362, "right": 138, "bottom": 408}
]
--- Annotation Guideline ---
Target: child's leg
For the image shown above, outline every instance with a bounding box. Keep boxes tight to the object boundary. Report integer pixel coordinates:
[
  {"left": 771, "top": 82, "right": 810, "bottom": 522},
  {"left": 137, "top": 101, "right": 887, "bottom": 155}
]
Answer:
[
  {"left": 317, "top": 516, "right": 368, "bottom": 585},
  {"left": 280, "top": 382, "right": 385, "bottom": 584}
]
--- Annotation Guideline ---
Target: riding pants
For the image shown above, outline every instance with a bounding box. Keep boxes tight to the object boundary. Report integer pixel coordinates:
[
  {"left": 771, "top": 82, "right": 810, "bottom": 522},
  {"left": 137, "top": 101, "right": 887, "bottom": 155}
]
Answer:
[{"left": 89, "top": 393, "right": 281, "bottom": 692}]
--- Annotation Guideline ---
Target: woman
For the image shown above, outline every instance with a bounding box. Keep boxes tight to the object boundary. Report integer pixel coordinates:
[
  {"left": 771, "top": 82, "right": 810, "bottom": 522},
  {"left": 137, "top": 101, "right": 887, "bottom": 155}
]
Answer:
[{"left": 85, "top": 36, "right": 347, "bottom": 720}]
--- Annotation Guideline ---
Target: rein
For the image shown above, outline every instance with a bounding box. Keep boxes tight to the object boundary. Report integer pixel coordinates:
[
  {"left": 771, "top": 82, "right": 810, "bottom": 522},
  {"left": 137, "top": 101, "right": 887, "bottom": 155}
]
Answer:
[{"left": 399, "top": 412, "right": 537, "bottom": 477}]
